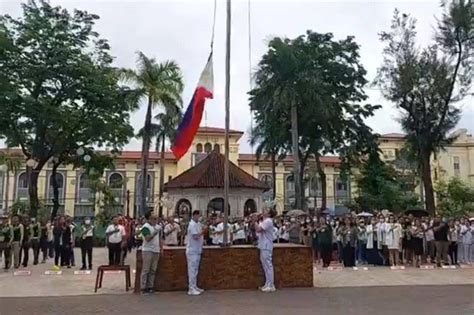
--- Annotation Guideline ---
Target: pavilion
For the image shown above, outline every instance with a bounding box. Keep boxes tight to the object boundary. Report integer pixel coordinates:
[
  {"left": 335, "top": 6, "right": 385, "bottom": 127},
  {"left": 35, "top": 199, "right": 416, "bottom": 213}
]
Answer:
[{"left": 164, "top": 151, "right": 269, "bottom": 218}]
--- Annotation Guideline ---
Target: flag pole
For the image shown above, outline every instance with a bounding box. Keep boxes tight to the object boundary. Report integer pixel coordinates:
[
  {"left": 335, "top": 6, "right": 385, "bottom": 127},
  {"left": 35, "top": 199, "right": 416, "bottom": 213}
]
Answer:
[{"left": 223, "top": 0, "right": 231, "bottom": 246}]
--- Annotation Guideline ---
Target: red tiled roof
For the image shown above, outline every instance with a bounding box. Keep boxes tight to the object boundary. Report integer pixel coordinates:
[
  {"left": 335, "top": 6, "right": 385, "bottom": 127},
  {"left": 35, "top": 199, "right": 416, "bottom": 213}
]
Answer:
[
  {"left": 238, "top": 154, "right": 341, "bottom": 165},
  {"left": 165, "top": 152, "right": 269, "bottom": 191},
  {"left": 380, "top": 133, "right": 406, "bottom": 139},
  {"left": 197, "top": 126, "right": 243, "bottom": 135}
]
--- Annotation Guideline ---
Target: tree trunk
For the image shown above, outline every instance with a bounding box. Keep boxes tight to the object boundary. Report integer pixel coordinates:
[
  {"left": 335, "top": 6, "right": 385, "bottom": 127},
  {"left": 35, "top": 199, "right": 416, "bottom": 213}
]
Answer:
[
  {"left": 140, "top": 97, "right": 153, "bottom": 216},
  {"left": 158, "top": 134, "right": 165, "bottom": 218},
  {"left": 271, "top": 152, "right": 277, "bottom": 200},
  {"left": 50, "top": 162, "right": 61, "bottom": 220},
  {"left": 299, "top": 156, "right": 306, "bottom": 210},
  {"left": 315, "top": 153, "right": 327, "bottom": 211},
  {"left": 28, "top": 167, "right": 40, "bottom": 218},
  {"left": 290, "top": 102, "right": 302, "bottom": 209},
  {"left": 4, "top": 169, "right": 10, "bottom": 213},
  {"left": 421, "top": 152, "right": 435, "bottom": 215}
]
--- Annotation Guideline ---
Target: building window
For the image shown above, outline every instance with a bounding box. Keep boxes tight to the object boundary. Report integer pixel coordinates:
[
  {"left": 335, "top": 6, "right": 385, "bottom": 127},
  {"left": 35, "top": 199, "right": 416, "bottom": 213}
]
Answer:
[
  {"left": 309, "top": 176, "right": 322, "bottom": 197},
  {"left": 204, "top": 142, "right": 212, "bottom": 153},
  {"left": 136, "top": 173, "right": 153, "bottom": 204},
  {"left": 47, "top": 172, "right": 65, "bottom": 204},
  {"left": 196, "top": 143, "right": 203, "bottom": 153},
  {"left": 108, "top": 172, "right": 124, "bottom": 204},
  {"left": 260, "top": 174, "right": 273, "bottom": 202},
  {"left": 453, "top": 156, "right": 460, "bottom": 177},
  {"left": 213, "top": 143, "right": 220, "bottom": 153},
  {"left": 78, "top": 173, "right": 94, "bottom": 204},
  {"left": 335, "top": 177, "right": 349, "bottom": 205},
  {"left": 17, "top": 172, "right": 28, "bottom": 201}
]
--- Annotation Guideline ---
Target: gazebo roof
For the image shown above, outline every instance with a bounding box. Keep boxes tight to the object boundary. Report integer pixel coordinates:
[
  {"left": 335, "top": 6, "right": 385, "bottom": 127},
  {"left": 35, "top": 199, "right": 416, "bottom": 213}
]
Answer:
[{"left": 164, "top": 151, "right": 270, "bottom": 191}]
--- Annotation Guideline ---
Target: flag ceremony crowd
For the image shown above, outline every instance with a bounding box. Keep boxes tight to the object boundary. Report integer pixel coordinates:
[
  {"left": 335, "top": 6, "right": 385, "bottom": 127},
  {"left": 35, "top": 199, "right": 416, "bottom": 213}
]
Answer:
[{"left": 1, "top": 211, "right": 473, "bottom": 295}]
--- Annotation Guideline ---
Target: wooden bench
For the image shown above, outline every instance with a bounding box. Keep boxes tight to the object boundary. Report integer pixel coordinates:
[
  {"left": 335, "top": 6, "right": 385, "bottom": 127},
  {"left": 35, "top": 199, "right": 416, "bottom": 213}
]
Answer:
[{"left": 94, "top": 265, "right": 131, "bottom": 293}]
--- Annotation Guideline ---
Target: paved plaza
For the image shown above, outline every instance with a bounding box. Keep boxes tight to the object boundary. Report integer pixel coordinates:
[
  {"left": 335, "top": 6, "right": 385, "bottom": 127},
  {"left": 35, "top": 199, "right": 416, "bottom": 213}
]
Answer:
[
  {"left": 0, "top": 248, "right": 474, "bottom": 297},
  {"left": 1, "top": 286, "right": 473, "bottom": 315},
  {"left": 0, "top": 248, "right": 473, "bottom": 314}
]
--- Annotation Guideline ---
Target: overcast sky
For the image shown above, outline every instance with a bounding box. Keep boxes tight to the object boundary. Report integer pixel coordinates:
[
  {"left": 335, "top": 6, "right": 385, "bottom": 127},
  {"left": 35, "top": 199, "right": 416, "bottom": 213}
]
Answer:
[{"left": 2, "top": 0, "right": 473, "bottom": 153}]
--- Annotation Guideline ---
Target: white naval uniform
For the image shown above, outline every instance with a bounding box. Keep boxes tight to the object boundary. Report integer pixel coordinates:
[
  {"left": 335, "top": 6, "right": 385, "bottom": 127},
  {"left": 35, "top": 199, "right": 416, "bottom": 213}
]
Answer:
[
  {"left": 186, "top": 220, "right": 204, "bottom": 291},
  {"left": 257, "top": 218, "right": 275, "bottom": 288}
]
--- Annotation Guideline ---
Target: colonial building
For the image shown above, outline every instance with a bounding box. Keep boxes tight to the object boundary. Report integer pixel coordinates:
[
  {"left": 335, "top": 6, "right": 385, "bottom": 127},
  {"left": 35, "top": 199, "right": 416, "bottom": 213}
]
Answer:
[{"left": 0, "top": 127, "right": 473, "bottom": 217}]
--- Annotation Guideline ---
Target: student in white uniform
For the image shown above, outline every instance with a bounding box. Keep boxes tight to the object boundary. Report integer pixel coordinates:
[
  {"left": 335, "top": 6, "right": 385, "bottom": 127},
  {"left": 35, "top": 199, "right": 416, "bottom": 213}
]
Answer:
[
  {"left": 140, "top": 214, "right": 162, "bottom": 294},
  {"left": 253, "top": 209, "right": 276, "bottom": 292},
  {"left": 186, "top": 210, "right": 205, "bottom": 296}
]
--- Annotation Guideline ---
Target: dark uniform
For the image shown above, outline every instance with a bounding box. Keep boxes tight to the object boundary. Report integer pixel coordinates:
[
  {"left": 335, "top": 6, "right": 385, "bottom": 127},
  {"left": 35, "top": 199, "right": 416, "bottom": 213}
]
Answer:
[
  {"left": 0, "top": 224, "right": 13, "bottom": 269},
  {"left": 30, "top": 223, "right": 41, "bottom": 265},
  {"left": 11, "top": 224, "right": 23, "bottom": 268},
  {"left": 20, "top": 223, "right": 31, "bottom": 267}
]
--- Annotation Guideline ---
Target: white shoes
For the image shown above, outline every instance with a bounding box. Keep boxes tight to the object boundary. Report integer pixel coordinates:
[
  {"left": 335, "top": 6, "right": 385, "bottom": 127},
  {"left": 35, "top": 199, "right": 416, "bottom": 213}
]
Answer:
[
  {"left": 195, "top": 287, "right": 205, "bottom": 293},
  {"left": 187, "top": 288, "right": 201, "bottom": 296},
  {"left": 260, "top": 285, "right": 276, "bottom": 293}
]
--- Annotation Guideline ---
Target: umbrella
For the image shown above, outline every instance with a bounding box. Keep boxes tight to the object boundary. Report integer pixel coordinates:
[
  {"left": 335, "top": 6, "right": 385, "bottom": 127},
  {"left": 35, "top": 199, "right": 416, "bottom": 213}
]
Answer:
[
  {"left": 405, "top": 209, "right": 429, "bottom": 218},
  {"left": 357, "top": 212, "right": 373, "bottom": 217},
  {"left": 286, "top": 209, "right": 306, "bottom": 217}
]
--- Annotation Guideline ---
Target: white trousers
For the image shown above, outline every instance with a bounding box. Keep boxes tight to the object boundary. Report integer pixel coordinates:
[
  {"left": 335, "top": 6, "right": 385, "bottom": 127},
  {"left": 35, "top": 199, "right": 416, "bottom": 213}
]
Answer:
[
  {"left": 459, "top": 244, "right": 472, "bottom": 263},
  {"left": 186, "top": 253, "right": 201, "bottom": 290},
  {"left": 260, "top": 249, "right": 274, "bottom": 287}
]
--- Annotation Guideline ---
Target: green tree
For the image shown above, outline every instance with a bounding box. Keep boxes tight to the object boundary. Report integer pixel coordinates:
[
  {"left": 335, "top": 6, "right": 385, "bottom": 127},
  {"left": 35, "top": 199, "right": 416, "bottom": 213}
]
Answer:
[
  {"left": 376, "top": 1, "right": 474, "bottom": 214},
  {"left": 0, "top": 0, "right": 135, "bottom": 217},
  {"left": 435, "top": 178, "right": 474, "bottom": 217},
  {"left": 0, "top": 151, "right": 22, "bottom": 212},
  {"left": 121, "top": 52, "right": 183, "bottom": 216},
  {"left": 355, "top": 151, "right": 421, "bottom": 212},
  {"left": 250, "top": 31, "right": 379, "bottom": 210}
]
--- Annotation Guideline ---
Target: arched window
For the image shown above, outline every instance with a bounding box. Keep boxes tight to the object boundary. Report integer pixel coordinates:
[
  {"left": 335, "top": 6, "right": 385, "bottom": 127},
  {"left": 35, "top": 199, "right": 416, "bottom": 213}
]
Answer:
[
  {"left": 207, "top": 197, "right": 230, "bottom": 216},
  {"left": 334, "top": 176, "right": 350, "bottom": 205},
  {"left": 78, "top": 173, "right": 94, "bottom": 204},
  {"left": 196, "top": 143, "right": 203, "bottom": 153},
  {"left": 204, "top": 142, "right": 212, "bottom": 153},
  {"left": 17, "top": 172, "right": 28, "bottom": 201},
  {"left": 213, "top": 143, "right": 220, "bottom": 153},
  {"left": 109, "top": 172, "right": 124, "bottom": 205},
  {"left": 48, "top": 172, "right": 65, "bottom": 203},
  {"left": 176, "top": 199, "right": 192, "bottom": 217},
  {"left": 244, "top": 199, "right": 257, "bottom": 217}
]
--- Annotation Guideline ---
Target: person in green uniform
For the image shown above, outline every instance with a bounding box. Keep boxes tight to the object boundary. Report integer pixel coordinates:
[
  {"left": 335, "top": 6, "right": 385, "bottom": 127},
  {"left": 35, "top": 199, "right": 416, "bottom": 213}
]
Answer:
[
  {"left": 30, "top": 218, "right": 41, "bottom": 265},
  {"left": 0, "top": 216, "right": 13, "bottom": 270},
  {"left": 20, "top": 215, "right": 31, "bottom": 268},
  {"left": 11, "top": 215, "right": 23, "bottom": 269}
]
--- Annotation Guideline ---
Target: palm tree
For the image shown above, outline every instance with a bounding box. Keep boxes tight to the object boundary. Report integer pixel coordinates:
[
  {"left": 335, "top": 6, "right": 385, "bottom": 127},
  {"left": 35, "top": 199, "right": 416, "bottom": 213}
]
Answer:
[
  {"left": 0, "top": 151, "right": 22, "bottom": 213},
  {"left": 121, "top": 52, "right": 183, "bottom": 216},
  {"left": 154, "top": 110, "right": 182, "bottom": 217}
]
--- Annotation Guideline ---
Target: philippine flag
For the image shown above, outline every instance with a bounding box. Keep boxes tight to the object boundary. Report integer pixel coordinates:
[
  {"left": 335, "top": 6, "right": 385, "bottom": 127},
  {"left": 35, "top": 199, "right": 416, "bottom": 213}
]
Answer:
[{"left": 171, "top": 54, "right": 214, "bottom": 160}]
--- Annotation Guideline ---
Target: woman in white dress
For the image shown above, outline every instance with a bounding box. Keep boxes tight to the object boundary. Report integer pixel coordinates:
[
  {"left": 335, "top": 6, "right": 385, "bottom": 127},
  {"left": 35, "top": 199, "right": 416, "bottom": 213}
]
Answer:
[{"left": 385, "top": 215, "right": 402, "bottom": 266}]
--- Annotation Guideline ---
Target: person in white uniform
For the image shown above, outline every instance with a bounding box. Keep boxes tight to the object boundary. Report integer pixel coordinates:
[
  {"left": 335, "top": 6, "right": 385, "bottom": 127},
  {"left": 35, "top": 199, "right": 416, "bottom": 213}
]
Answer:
[
  {"left": 186, "top": 210, "right": 205, "bottom": 296},
  {"left": 253, "top": 210, "right": 276, "bottom": 292},
  {"left": 140, "top": 214, "right": 162, "bottom": 294}
]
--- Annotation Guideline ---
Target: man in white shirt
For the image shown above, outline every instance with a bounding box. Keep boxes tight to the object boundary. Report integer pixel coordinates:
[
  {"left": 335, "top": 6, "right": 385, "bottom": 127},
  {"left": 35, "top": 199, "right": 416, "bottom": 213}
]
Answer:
[
  {"left": 254, "top": 210, "right": 276, "bottom": 292},
  {"left": 213, "top": 217, "right": 224, "bottom": 245},
  {"left": 186, "top": 210, "right": 204, "bottom": 296},
  {"left": 164, "top": 218, "right": 181, "bottom": 246},
  {"left": 140, "top": 214, "right": 163, "bottom": 294},
  {"left": 232, "top": 220, "right": 246, "bottom": 245},
  {"left": 105, "top": 216, "right": 126, "bottom": 265}
]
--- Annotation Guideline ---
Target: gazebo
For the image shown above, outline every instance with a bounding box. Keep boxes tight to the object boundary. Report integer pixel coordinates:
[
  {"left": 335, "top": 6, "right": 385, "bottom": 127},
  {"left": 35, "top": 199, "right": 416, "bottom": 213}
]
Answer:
[{"left": 164, "top": 151, "right": 269, "bottom": 218}]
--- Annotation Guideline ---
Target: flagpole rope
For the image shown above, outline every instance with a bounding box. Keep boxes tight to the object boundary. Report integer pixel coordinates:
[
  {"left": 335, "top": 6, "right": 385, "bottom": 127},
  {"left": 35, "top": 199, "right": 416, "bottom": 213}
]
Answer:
[
  {"left": 210, "top": 0, "right": 217, "bottom": 50},
  {"left": 248, "top": 0, "right": 255, "bottom": 178}
]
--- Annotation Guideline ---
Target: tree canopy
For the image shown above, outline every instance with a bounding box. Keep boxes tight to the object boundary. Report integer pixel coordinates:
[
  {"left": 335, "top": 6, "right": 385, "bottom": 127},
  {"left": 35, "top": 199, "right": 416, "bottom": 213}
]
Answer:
[
  {"left": 249, "top": 31, "right": 380, "bottom": 210},
  {"left": 0, "top": 0, "right": 135, "bottom": 216},
  {"left": 376, "top": 1, "right": 474, "bottom": 214}
]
